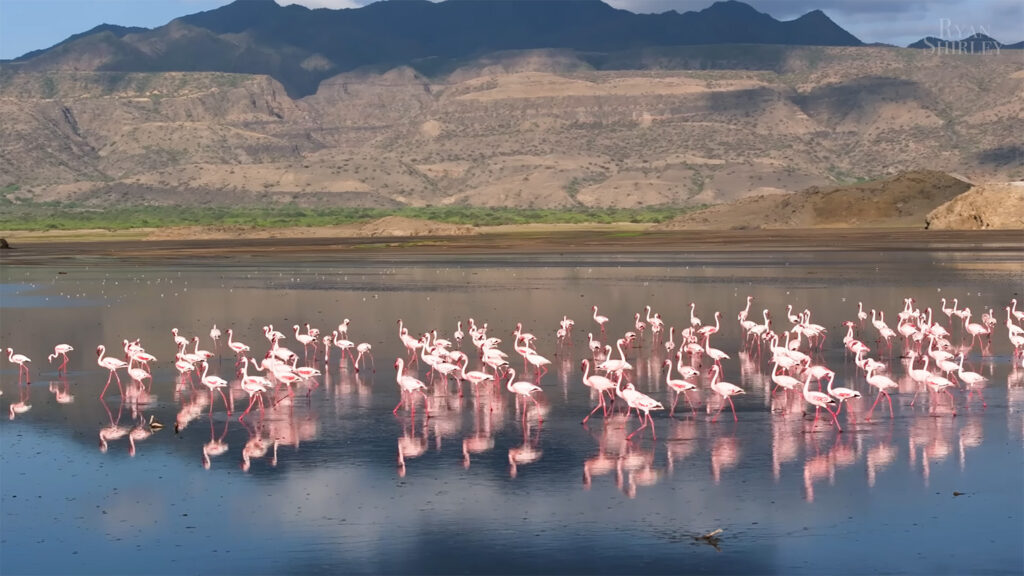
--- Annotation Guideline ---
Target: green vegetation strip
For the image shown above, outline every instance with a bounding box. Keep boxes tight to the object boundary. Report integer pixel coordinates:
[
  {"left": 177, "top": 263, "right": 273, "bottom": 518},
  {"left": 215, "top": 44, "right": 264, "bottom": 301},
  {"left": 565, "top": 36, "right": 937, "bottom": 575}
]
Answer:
[{"left": 0, "top": 202, "right": 704, "bottom": 231}]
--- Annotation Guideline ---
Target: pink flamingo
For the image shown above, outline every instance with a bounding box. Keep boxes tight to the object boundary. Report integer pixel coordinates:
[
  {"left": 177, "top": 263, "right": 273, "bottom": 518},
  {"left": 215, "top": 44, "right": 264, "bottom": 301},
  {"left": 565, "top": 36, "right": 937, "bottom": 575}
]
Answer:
[
  {"left": 199, "top": 360, "right": 231, "bottom": 414},
  {"left": 6, "top": 348, "right": 32, "bottom": 383},
  {"left": 688, "top": 302, "right": 702, "bottom": 329},
  {"left": 615, "top": 375, "right": 663, "bottom": 440},
  {"left": 226, "top": 329, "right": 250, "bottom": 363},
  {"left": 956, "top": 354, "right": 987, "bottom": 407},
  {"left": 393, "top": 358, "right": 429, "bottom": 416},
  {"left": 826, "top": 373, "right": 861, "bottom": 418},
  {"left": 865, "top": 366, "right": 898, "bottom": 420},
  {"left": 209, "top": 325, "right": 221, "bottom": 351},
  {"left": 802, "top": 373, "right": 841, "bottom": 431},
  {"left": 707, "top": 364, "right": 745, "bottom": 423},
  {"left": 697, "top": 311, "right": 721, "bottom": 340},
  {"left": 592, "top": 306, "right": 609, "bottom": 333},
  {"left": 663, "top": 359, "right": 698, "bottom": 415},
  {"left": 505, "top": 368, "right": 543, "bottom": 422},
  {"left": 293, "top": 324, "right": 315, "bottom": 359},
  {"left": 769, "top": 361, "right": 801, "bottom": 396},
  {"left": 355, "top": 343, "right": 375, "bottom": 373},
  {"left": 580, "top": 359, "right": 616, "bottom": 423},
  {"left": 238, "top": 357, "right": 270, "bottom": 421},
  {"left": 48, "top": 344, "right": 74, "bottom": 374},
  {"left": 96, "top": 345, "right": 127, "bottom": 398}
]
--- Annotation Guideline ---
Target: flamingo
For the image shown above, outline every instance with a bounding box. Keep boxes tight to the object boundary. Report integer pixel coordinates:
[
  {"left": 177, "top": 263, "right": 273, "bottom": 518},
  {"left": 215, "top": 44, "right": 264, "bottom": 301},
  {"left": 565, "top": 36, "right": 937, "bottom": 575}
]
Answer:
[
  {"left": 956, "top": 354, "right": 987, "bottom": 407},
  {"left": 199, "top": 360, "right": 231, "bottom": 414},
  {"left": 581, "top": 359, "right": 616, "bottom": 423},
  {"left": 238, "top": 357, "right": 270, "bottom": 421},
  {"left": 689, "top": 302, "right": 702, "bottom": 329},
  {"left": 457, "top": 356, "right": 494, "bottom": 396},
  {"left": 1012, "top": 298, "right": 1024, "bottom": 323},
  {"left": 662, "top": 359, "right": 698, "bottom": 415},
  {"left": 171, "top": 328, "right": 189, "bottom": 349},
  {"left": 209, "top": 324, "right": 222, "bottom": 351},
  {"left": 6, "top": 348, "right": 32, "bottom": 383},
  {"left": 592, "top": 305, "right": 609, "bottom": 333},
  {"left": 925, "top": 373, "right": 958, "bottom": 416},
  {"left": 802, "top": 373, "right": 841, "bottom": 432},
  {"left": 505, "top": 368, "right": 543, "bottom": 422},
  {"left": 355, "top": 343, "right": 375, "bottom": 373},
  {"left": 769, "top": 361, "right": 801, "bottom": 396},
  {"left": 703, "top": 335, "right": 730, "bottom": 367},
  {"left": 615, "top": 374, "right": 664, "bottom": 439},
  {"left": 293, "top": 324, "right": 316, "bottom": 358},
  {"left": 393, "top": 358, "right": 429, "bottom": 416},
  {"left": 226, "top": 329, "right": 250, "bottom": 361},
  {"left": 707, "top": 365, "right": 744, "bottom": 423},
  {"left": 826, "top": 373, "right": 861, "bottom": 417},
  {"left": 697, "top": 311, "right": 721, "bottom": 339},
  {"left": 96, "top": 345, "right": 127, "bottom": 398},
  {"left": 865, "top": 366, "right": 898, "bottom": 420},
  {"left": 597, "top": 338, "right": 632, "bottom": 373},
  {"left": 127, "top": 357, "right": 151, "bottom": 386},
  {"left": 48, "top": 344, "right": 74, "bottom": 374},
  {"left": 908, "top": 355, "right": 933, "bottom": 406}
]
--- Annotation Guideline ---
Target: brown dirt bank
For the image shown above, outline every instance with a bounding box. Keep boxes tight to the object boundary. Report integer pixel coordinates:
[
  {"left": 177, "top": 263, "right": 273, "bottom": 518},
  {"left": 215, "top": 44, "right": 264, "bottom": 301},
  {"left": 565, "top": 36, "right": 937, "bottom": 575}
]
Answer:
[{"left": 2, "top": 229, "right": 1021, "bottom": 264}]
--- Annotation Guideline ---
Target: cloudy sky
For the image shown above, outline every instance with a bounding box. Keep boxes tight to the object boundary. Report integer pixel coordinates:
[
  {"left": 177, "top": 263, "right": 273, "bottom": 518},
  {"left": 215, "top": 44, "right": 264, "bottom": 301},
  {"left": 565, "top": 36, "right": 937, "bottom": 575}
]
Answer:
[{"left": 1, "top": 0, "right": 1020, "bottom": 60}]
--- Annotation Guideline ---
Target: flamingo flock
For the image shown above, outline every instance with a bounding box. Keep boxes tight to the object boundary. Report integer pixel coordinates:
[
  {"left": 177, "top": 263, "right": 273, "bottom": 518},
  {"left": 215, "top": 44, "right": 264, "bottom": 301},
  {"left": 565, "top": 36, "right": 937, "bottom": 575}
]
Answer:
[{"left": 3, "top": 292, "right": 1023, "bottom": 475}]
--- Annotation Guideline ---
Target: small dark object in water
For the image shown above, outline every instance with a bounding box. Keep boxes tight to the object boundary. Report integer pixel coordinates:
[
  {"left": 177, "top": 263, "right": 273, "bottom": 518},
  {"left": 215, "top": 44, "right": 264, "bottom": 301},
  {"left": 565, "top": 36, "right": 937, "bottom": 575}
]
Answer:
[
  {"left": 953, "top": 491, "right": 965, "bottom": 497},
  {"left": 0, "top": 238, "right": 10, "bottom": 249},
  {"left": 149, "top": 415, "right": 164, "bottom": 430},
  {"left": 695, "top": 528, "right": 724, "bottom": 551}
]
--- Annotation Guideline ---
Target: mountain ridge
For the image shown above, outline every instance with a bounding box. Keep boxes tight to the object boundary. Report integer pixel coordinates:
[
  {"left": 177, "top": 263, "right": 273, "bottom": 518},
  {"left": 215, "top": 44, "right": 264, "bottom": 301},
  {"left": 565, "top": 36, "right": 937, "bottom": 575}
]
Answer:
[{"left": 4, "top": 0, "right": 866, "bottom": 97}]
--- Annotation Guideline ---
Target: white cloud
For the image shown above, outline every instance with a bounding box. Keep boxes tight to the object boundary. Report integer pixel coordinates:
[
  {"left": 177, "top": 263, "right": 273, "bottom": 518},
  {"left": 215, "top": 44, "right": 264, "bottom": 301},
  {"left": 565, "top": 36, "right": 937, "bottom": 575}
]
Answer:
[{"left": 275, "top": 0, "right": 362, "bottom": 9}]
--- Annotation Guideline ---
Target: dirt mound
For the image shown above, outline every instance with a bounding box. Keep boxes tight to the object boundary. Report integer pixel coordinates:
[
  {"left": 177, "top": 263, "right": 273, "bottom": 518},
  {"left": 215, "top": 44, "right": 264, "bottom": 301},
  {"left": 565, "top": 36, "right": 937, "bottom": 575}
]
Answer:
[
  {"left": 353, "top": 216, "right": 476, "bottom": 237},
  {"left": 659, "top": 170, "right": 972, "bottom": 230},
  {"left": 925, "top": 182, "right": 1024, "bottom": 230}
]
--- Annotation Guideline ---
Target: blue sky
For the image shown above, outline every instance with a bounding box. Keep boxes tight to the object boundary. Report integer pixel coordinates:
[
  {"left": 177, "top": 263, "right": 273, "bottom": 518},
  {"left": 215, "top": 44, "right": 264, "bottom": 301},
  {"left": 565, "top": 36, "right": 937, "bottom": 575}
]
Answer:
[{"left": 1, "top": 0, "right": 1020, "bottom": 60}]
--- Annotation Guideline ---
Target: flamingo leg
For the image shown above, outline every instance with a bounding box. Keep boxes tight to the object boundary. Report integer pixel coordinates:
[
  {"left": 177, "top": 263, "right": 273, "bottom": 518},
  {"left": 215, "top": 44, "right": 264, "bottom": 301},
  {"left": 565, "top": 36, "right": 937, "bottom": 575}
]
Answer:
[
  {"left": 945, "top": 389, "right": 957, "bottom": 416},
  {"left": 218, "top": 389, "right": 231, "bottom": 414},
  {"left": 867, "top": 391, "right": 883, "bottom": 420},
  {"left": 712, "top": 396, "right": 726, "bottom": 423},
  {"left": 626, "top": 414, "right": 648, "bottom": 440},
  {"left": 583, "top": 396, "right": 604, "bottom": 424},
  {"left": 885, "top": 391, "right": 893, "bottom": 418},
  {"left": 393, "top": 392, "right": 405, "bottom": 415},
  {"left": 418, "top": 389, "right": 431, "bottom": 417},
  {"left": 727, "top": 396, "right": 738, "bottom": 422},
  {"left": 683, "top": 391, "right": 697, "bottom": 415}
]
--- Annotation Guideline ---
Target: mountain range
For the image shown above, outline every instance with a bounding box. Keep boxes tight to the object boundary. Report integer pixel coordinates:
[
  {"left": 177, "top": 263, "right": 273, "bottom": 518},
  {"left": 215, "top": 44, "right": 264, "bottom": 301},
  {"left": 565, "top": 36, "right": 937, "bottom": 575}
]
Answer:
[
  {"left": 1, "top": 0, "right": 1021, "bottom": 214},
  {"left": 6, "top": 0, "right": 869, "bottom": 97}
]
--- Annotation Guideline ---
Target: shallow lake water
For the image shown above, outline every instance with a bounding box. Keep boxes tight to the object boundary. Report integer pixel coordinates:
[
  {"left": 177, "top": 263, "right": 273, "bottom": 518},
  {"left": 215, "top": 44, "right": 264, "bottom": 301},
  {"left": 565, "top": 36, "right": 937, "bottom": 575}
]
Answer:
[{"left": 2, "top": 250, "right": 1023, "bottom": 575}]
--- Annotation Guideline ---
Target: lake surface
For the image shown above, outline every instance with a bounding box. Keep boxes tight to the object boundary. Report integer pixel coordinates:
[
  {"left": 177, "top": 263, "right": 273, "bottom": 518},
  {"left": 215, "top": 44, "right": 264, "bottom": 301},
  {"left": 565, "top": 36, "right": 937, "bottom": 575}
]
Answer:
[{"left": 2, "top": 250, "right": 1023, "bottom": 575}]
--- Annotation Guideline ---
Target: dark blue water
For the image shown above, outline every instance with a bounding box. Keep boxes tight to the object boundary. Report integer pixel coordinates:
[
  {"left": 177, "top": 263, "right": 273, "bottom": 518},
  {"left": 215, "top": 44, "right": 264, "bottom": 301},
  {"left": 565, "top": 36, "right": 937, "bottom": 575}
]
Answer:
[{"left": 1, "top": 251, "right": 1022, "bottom": 575}]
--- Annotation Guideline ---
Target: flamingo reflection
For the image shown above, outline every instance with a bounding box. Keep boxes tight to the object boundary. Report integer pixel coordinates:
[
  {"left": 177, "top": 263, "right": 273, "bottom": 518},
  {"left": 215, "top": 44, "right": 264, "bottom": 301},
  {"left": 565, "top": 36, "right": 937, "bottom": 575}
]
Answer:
[
  {"left": 240, "top": 419, "right": 273, "bottom": 472},
  {"left": 49, "top": 377, "right": 75, "bottom": 405},
  {"left": 710, "top": 436, "right": 741, "bottom": 484},
  {"left": 397, "top": 415, "right": 428, "bottom": 477},
  {"left": 202, "top": 415, "right": 230, "bottom": 469},
  {"left": 99, "top": 398, "right": 128, "bottom": 453},
  {"left": 462, "top": 395, "right": 496, "bottom": 469},
  {"left": 8, "top": 382, "right": 31, "bottom": 420},
  {"left": 508, "top": 421, "right": 542, "bottom": 478}
]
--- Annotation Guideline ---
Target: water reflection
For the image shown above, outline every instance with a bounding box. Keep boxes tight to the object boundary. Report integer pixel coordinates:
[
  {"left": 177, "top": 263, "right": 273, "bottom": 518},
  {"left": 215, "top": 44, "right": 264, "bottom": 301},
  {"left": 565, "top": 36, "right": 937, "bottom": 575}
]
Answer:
[{"left": 2, "top": 252, "right": 1023, "bottom": 575}]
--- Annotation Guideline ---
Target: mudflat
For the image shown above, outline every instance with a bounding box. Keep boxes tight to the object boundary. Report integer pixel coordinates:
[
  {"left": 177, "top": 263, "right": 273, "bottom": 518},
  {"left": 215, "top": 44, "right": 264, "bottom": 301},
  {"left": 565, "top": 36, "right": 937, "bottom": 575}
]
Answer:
[{"left": 1, "top": 228, "right": 1022, "bottom": 263}]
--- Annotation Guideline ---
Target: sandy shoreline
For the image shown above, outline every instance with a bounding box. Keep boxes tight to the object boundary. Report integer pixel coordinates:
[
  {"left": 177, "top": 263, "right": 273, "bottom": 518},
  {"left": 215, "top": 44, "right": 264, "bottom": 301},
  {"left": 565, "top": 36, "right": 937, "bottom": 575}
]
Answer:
[{"left": 1, "top": 228, "right": 1022, "bottom": 263}]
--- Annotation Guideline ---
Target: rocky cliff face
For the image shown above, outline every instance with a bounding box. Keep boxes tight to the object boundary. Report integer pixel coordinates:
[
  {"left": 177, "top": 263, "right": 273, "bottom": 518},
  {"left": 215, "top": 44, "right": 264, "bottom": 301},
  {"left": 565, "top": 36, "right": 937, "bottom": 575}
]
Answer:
[
  {"left": 1, "top": 47, "right": 1022, "bottom": 211},
  {"left": 925, "top": 183, "right": 1024, "bottom": 230}
]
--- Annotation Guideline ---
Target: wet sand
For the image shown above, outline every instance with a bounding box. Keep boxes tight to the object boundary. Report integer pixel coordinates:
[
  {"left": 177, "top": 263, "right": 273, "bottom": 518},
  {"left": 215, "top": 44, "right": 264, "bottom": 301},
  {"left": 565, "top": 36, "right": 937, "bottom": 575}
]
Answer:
[{"left": 2, "top": 228, "right": 1022, "bottom": 263}]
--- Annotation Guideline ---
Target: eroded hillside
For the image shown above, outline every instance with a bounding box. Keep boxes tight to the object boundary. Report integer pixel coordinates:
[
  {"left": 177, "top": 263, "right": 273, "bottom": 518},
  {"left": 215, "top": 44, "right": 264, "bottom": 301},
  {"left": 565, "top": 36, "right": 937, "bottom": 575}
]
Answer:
[{"left": 1, "top": 47, "right": 1022, "bottom": 210}]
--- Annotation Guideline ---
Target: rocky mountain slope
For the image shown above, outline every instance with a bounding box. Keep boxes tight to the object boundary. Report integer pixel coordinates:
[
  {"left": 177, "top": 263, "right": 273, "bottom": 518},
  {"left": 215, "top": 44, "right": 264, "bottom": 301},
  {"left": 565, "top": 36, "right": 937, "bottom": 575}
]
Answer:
[
  {"left": 1, "top": 45, "right": 1021, "bottom": 212},
  {"left": 657, "top": 171, "right": 975, "bottom": 229},
  {"left": 925, "top": 183, "right": 1024, "bottom": 230}
]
